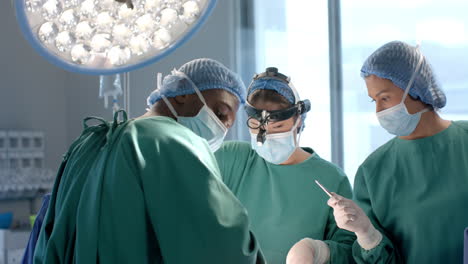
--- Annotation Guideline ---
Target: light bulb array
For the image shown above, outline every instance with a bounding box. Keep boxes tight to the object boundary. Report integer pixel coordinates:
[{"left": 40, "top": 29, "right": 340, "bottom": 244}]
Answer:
[{"left": 17, "top": 0, "right": 212, "bottom": 74}]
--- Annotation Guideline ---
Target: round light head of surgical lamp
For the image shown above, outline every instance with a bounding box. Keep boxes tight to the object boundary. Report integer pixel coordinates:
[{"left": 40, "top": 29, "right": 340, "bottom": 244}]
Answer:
[{"left": 15, "top": 0, "right": 216, "bottom": 75}]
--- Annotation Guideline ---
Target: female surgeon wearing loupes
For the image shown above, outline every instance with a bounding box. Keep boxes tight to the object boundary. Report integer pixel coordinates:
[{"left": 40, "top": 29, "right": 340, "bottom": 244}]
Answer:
[{"left": 215, "top": 67, "right": 356, "bottom": 264}]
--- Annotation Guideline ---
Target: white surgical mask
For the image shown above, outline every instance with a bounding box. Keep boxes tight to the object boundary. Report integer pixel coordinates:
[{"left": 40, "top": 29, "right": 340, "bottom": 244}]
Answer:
[
  {"left": 376, "top": 50, "right": 429, "bottom": 136},
  {"left": 161, "top": 71, "right": 227, "bottom": 152},
  {"left": 250, "top": 119, "right": 300, "bottom": 164}
]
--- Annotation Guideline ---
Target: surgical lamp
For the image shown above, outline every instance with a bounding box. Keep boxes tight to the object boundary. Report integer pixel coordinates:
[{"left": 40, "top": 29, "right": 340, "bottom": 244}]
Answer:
[{"left": 15, "top": 0, "right": 216, "bottom": 75}]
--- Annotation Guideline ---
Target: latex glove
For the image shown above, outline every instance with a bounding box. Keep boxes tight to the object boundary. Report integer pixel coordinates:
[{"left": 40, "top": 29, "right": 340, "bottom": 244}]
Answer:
[
  {"left": 327, "top": 192, "right": 382, "bottom": 250},
  {"left": 286, "top": 238, "right": 330, "bottom": 264}
]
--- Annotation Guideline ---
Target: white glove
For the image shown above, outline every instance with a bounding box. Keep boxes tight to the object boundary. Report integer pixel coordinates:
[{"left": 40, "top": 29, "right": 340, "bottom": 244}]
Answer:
[
  {"left": 286, "top": 238, "right": 330, "bottom": 264},
  {"left": 327, "top": 193, "right": 382, "bottom": 250}
]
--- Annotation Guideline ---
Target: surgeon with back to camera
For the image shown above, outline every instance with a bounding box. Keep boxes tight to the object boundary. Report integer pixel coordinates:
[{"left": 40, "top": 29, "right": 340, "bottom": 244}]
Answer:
[{"left": 33, "top": 58, "right": 265, "bottom": 264}]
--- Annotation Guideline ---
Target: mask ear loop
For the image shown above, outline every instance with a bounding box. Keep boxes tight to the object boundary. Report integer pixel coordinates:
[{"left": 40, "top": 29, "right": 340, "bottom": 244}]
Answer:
[
  {"left": 171, "top": 69, "right": 228, "bottom": 132},
  {"left": 146, "top": 72, "right": 164, "bottom": 111},
  {"left": 161, "top": 95, "right": 179, "bottom": 119},
  {"left": 159, "top": 69, "right": 181, "bottom": 118},
  {"left": 159, "top": 71, "right": 194, "bottom": 119},
  {"left": 171, "top": 70, "right": 207, "bottom": 105},
  {"left": 246, "top": 79, "right": 255, "bottom": 97},
  {"left": 288, "top": 81, "right": 308, "bottom": 135},
  {"left": 288, "top": 81, "right": 301, "bottom": 104},
  {"left": 401, "top": 48, "right": 424, "bottom": 104},
  {"left": 292, "top": 115, "right": 302, "bottom": 147}
]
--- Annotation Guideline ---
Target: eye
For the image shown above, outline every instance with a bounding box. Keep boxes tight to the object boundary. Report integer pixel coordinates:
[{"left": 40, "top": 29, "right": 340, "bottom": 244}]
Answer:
[
  {"left": 381, "top": 96, "right": 390, "bottom": 102},
  {"left": 216, "top": 111, "right": 227, "bottom": 121},
  {"left": 268, "top": 121, "right": 283, "bottom": 129}
]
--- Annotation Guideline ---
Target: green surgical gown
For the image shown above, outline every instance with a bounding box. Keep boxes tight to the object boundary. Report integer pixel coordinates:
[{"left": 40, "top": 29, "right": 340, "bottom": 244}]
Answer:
[
  {"left": 352, "top": 121, "right": 468, "bottom": 263},
  {"left": 34, "top": 116, "right": 264, "bottom": 264},
  {"left": 215, "top": 141, "right": 356, "bottom": 264}
]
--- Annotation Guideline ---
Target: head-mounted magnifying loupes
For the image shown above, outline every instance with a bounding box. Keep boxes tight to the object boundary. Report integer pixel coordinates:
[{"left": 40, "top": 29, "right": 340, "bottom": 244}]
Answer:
[{"left": 245, "top": 67, "right": 311, "bottom": 146}]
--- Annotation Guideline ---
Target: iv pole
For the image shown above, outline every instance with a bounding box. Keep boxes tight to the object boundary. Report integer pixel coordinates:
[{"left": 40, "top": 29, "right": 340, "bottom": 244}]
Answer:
[{"left": 122, "top": 72, "right": 131, "bottom": 118}]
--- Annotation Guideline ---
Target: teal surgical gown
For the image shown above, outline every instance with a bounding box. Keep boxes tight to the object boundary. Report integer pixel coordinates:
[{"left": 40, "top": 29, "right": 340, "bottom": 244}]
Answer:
[
  {"left": 353, "top": 121, "right": 468, "bottom": 263},
  {"left": 34, "top": 116, "right": 264, "bottom": 264},
  {"left": 215, "top": 141, "right": 356, "bottom": 264}
]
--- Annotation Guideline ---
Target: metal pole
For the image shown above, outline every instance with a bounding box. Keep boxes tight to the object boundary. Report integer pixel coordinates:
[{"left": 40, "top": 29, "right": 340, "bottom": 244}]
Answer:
[
  {"left": 226, "top": 0, "right": 256, "bottom": 142},
  {"left": 123, "top": 72, "right": 131, "bottom": 117},
  {"left": 328, "top": 0, "right": 344, "bottom": 169}
]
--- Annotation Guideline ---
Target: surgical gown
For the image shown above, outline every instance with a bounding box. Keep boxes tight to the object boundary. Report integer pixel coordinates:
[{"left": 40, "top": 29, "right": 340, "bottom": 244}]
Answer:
[
  {"left": 34, "top": 116, "right": 264, "bottom": 264},
  {"left": 353, "top": 121, "right": 468, "bottom": 263},
  {"left": 215, "top": 141, "right": 356, "bottom": 264}
]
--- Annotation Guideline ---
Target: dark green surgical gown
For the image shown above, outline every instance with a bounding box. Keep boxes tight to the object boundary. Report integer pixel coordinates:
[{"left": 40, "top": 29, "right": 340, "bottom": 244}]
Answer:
[
  {"left": 353, "top": 121, "right": 468, "bottom": 263},
  {"left": 34, "top": 115, "right": 264, "bottom": 264},
  {"left": 215, "top": 141, "right": 356, "bottom": 264}
]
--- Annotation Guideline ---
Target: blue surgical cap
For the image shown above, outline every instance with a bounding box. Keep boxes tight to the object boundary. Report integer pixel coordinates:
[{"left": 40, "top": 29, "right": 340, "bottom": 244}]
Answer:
[
  {"left": 361, "top": 41, "right": 446, "bottom": 109},
  {"left": 147, "top": 58, "right": 246, "bottom": 107},
  {"left": 247, "top": 78, "right": 296, "bottom": 104}
]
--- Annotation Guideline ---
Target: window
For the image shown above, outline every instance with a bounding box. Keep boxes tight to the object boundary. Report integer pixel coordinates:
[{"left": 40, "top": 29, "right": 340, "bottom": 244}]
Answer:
[
  {"left": 253, "top": 0, "right": 332, "bottom": 160},
  {"left": 249, "top": 0, "right": 468, "bottom": 181}
]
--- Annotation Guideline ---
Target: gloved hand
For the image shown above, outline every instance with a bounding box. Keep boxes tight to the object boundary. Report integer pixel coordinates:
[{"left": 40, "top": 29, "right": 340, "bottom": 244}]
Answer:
[
  {"left": 286, "top": 238, "right": 330, "bottom": 264},
  {"left": 327, "top": 193, "right": 382, "bottom": 250}
]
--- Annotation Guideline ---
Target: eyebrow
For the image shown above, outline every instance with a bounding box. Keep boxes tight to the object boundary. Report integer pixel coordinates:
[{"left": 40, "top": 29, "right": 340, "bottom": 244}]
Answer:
[
  {"left": 268, "top": 119, "right": 288, "bottom": 125},
  {"left": 219, "top": 101, "right": 234, "bottom": 113},
  {"left": 370, "top": 89, "right": 391, "bottom": 99}
]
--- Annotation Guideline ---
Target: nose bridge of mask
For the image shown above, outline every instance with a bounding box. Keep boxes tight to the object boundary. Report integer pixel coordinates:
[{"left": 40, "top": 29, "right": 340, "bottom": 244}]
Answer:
[
  {"left": 400, "top": 49, "right": 424, "bottom": 104},
  {"left": 250, "top": 116, "right": 300, "bottom": 164}
]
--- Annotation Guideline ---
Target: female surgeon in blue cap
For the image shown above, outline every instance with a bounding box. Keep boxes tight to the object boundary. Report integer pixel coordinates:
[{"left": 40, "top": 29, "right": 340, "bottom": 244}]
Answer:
[
  {"left": 326, "top": 41, "right": 468, "bottom": 263},
  {"left": 215, "top": 67, "right": 356, "bottom": 264}
]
